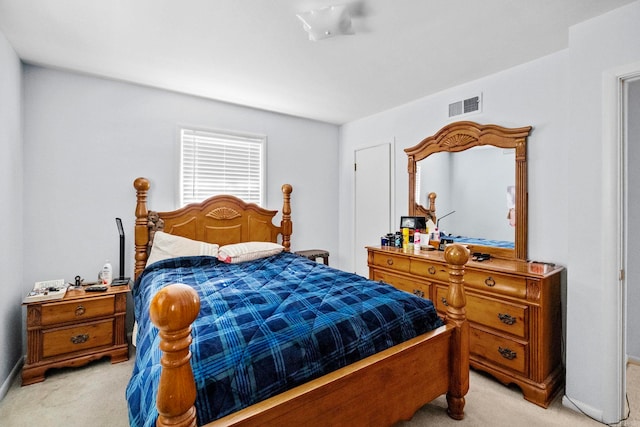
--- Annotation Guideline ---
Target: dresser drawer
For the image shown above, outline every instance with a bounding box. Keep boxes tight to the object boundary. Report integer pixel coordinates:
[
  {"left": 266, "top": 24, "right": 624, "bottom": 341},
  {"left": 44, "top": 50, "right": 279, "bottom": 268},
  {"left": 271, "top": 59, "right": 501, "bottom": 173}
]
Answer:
[
  {"left": 42, "top": 319, "right": 114, "bottom": 358},
  {"left": 410, "top": 259, "right": 449, "bottom": 282},
  {"left": 436, "top": 286, "right": 528, "bottom": 338},
  {"left": 464, "top": 269, "right": 526, "bottom": 298},
  {"left": 471, "top": 328, "right": 527, "bottom": 375},
  {"left": 372, "top": 270, "right": 430, "bottom": 299},
  {"left": 41, "top": 296, "right": 115, "bottom": 326},
  {"left": 468, "top": 295, "right": 527, "bottom": 338},
  {"left": 372, "top": 252, "right": 411, "bottom": 273}
]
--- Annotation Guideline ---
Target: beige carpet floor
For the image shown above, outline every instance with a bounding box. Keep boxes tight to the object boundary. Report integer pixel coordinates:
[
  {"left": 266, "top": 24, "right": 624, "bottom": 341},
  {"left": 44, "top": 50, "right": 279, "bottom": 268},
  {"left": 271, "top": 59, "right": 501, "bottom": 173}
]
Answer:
[{"left": 0, "top": 352, "right": 637, "bottom": 426}]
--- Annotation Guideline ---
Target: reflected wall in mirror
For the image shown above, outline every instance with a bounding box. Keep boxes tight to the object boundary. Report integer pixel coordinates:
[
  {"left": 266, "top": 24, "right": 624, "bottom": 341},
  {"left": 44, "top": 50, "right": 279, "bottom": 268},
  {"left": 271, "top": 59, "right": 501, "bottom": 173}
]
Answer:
[{"left": 406, "top": 121, "right": 531, "bottom": 260}]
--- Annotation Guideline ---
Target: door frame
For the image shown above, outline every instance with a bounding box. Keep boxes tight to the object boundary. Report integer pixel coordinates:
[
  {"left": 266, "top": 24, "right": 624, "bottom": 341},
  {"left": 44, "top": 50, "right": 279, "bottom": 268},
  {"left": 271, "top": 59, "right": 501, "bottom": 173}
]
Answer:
[{"left": 604, "top": 60, "right": 640, "bottom": 421}]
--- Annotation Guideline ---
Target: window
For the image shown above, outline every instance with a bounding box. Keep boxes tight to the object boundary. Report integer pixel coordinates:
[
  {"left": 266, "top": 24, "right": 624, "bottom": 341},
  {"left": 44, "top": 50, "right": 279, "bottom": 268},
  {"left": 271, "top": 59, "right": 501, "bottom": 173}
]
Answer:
[{"left": 180, "top": 128, "right": 265, "bottom": 206}]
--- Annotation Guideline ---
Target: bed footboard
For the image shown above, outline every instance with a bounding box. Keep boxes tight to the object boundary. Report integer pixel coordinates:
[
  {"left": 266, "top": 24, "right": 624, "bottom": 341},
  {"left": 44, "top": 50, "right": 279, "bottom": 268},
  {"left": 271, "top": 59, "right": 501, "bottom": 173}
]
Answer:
[{"left": 149, "top": 244, "right": 468, "bottom": 426}]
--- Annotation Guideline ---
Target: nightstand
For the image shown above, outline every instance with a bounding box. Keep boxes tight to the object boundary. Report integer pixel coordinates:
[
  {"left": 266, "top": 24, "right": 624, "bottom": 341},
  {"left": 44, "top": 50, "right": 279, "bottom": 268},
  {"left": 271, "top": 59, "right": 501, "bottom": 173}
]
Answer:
[
  {"left": 295, "top": 249, "right": 330, "bottom": 265},
  {"left": 21, "top": 284, "right": 130, "bottom": 385}
]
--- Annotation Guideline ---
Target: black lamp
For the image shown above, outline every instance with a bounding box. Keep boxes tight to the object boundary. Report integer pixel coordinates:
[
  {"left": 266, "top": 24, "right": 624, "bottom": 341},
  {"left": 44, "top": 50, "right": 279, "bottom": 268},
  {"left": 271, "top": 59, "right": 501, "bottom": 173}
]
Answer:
[{"left": 112, "top": 218, "right": 130, "bottom": 285}]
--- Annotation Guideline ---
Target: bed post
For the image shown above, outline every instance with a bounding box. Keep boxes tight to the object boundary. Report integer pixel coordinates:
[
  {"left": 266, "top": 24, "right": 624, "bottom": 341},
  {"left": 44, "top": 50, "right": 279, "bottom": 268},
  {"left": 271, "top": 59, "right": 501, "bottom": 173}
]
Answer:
[
  {"left": 150, "top": 284, "right": 201, "bottom": 427},
  {"left": 134, "top": 177, "right": 151, "bottom": 280},
  {"left": 444, "top": 244, "right": 470, "bottom": 420},
  {"left": 280, "top": 184, "right": 293, "bottom": 252}
]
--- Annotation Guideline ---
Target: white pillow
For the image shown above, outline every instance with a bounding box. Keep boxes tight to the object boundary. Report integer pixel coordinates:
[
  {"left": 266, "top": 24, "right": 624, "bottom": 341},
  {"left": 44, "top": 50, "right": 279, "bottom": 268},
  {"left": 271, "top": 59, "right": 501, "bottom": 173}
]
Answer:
[
  {"left": 218, "top": 242, "right": 284, "bottom": 264},
  {"left": 147, "top": 231, "right": 219, "bottom": 266}
]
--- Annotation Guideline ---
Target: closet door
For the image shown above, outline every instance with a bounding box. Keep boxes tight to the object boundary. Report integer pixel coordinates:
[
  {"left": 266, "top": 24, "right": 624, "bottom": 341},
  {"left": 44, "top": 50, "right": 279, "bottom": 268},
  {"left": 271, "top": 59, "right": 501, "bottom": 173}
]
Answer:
[{"left": 354, "top": 143, "right": 391, "bottom": 277}]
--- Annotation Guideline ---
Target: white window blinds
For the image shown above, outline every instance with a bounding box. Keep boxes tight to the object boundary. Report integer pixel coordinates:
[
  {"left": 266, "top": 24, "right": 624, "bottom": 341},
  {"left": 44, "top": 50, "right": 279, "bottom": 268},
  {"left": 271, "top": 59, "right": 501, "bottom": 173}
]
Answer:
[{"left": 180, "top": 128, "right": 265, "bottom": 206}]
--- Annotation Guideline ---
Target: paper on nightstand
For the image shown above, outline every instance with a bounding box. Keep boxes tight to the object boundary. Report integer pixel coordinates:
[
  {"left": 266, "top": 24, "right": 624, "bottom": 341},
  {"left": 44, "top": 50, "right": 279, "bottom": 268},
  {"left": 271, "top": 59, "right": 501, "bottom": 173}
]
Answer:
[{"left": 23, "top": 279, "right": 68, "bottom": 303}]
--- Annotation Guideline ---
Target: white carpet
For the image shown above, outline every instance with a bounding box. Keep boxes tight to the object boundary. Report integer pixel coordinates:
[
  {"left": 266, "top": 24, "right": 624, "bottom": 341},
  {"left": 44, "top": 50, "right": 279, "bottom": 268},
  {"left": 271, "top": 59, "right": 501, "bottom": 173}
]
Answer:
[{"left": 0, "top": 353, "right": 636, "bottom": 427}]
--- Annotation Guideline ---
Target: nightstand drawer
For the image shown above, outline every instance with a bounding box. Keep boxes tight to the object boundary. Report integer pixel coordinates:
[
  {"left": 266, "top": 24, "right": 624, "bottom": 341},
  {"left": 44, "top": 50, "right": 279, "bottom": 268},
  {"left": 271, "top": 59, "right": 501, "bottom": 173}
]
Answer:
[
  {"left": 471, "top": 328, "right": 527, "bottom": 375},
  {"left": 373, "top": 270, "right": 430, "bottom": 299},
  {"left": 41, "top": 296, "right": 114, "bottom": 325},
  {"left": 464, "top": 270, "right": 526, "bottom": 298},
  {"left": 372, "top": 252, "right": 411, "bottom": 273},
  {"left": 42, "top": 319, "right": 114, "bottom": 358}
]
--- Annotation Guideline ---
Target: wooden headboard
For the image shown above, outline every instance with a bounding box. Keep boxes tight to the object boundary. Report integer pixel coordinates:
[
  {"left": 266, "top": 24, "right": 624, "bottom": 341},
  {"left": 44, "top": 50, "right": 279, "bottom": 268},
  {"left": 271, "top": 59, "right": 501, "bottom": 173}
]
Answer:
[{"left": 133, "top": 177, "right": 293, "bottom": 279}]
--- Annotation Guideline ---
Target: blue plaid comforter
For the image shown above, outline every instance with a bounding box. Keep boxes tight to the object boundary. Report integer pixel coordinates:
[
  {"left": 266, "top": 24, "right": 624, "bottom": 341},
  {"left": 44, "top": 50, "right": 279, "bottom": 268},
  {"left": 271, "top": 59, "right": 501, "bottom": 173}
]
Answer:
[{"left": 126, "top": 251, "right": 444, "bottom": 426}]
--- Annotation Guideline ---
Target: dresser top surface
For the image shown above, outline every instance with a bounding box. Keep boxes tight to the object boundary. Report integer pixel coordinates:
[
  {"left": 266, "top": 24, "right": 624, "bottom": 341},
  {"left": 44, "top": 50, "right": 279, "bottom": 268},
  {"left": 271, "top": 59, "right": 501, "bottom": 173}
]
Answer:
[{"left": 367, "top": 246, "right": 563, "bottom": 278}]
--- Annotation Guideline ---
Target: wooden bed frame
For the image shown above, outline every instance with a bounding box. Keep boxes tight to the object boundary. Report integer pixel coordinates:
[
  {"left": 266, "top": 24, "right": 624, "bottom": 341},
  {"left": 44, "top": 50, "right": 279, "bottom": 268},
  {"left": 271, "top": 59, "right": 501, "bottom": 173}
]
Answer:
[{"left": 133, "top": 177, "right": 470, "bottom": 427}]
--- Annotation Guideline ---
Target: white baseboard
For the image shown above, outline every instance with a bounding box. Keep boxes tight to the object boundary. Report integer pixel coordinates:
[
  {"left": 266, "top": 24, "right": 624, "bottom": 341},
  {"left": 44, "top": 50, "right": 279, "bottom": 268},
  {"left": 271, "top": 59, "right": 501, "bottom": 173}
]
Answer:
[
  {"left": 0, "top": 356, "right": 23, "bottom": 402},
  {"left": 627, "top": 355, "right": 640, "bottom": 365},
  {"left": 562, "top": 395, "right": 604, "bottom": 423}
]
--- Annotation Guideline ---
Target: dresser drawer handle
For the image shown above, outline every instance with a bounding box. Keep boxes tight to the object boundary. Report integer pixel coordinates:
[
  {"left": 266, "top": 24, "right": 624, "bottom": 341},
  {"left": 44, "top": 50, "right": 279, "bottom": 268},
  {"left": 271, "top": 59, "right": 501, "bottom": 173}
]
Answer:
[
  {"left": 386, "top": 258, "right": 394, "bottom": 266},
  {"left": 413, "top": 289, "right": 425, "bottom": 298},
  {"left": 75, "top": 305, "right": 86, "bottom": 316},
  {"left": 498, "top": 313, "right": 516, "bottom": 325},
  {"left": 441, "top": 297, "right": 449, "bottom": 306},
  {"left": 484, "top": 276, "right": 496, "bottom": 287},
  {"left": 498, "top": 346, "right": 517, "bottom": 360},
  {"left": 71, "top": 334, "right": 90, "bottom": 345},
  {"left": 427, "top": 266, "right": 436, "bottom": 275}
]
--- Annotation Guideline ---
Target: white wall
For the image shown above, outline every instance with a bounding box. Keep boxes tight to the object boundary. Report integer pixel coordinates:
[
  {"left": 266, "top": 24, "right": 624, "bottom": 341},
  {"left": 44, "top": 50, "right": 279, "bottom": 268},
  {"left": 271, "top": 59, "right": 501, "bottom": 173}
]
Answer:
[
  {"left": 0, "top": 31, "right": 23, "bottom": 399},
  {"left": 339, "top": 1, "right": 640, "bottom": 423},
  {"left": 339, "top": 51, "right": 569, "bottom": 273},
  {"left": 22, "top": 66, "right": 339, "bottom": 313},
  {"left": 565, "top": 2, "right": 640, "bottom": 422}
]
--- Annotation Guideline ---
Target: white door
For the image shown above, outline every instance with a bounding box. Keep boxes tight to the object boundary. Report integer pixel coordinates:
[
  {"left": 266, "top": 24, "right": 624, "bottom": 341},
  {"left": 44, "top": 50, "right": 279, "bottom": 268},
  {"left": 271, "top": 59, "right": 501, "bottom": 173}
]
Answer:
[{"left": 354, "top": 143, "right": 391, "bottom": 277}]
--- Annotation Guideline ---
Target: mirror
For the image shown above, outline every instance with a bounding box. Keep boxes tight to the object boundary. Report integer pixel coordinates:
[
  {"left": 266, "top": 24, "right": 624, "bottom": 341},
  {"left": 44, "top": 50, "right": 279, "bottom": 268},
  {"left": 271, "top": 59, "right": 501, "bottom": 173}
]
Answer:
[{"left": 405, "top": 121, "right": 531, "bottom": 260}]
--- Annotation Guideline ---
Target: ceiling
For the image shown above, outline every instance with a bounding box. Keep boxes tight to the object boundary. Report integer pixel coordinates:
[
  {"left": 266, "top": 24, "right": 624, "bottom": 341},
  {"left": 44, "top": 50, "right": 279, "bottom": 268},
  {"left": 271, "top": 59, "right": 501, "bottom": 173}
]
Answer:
[{"left": 0, "top": 0, "right": 635, "bottom": 124}]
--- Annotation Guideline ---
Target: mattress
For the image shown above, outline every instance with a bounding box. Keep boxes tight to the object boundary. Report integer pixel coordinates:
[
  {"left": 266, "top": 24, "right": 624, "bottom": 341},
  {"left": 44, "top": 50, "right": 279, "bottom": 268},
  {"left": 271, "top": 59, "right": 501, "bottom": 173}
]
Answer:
[{"left": 126, "top": 251, "right": 444, "bottom": 426}]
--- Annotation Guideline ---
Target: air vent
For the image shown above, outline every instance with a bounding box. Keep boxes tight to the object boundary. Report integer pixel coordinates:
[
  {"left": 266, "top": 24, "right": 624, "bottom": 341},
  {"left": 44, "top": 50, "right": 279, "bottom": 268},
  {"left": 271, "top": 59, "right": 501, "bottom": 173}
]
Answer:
[{"left": 448, "top": 94, "right": 482, "bottom": 118}]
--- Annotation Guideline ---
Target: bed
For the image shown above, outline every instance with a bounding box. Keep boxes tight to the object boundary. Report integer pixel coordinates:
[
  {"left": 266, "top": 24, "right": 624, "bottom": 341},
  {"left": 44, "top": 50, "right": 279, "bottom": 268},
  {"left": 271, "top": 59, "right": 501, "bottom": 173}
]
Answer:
[{"left": 127, "top": 177, "right": 470, "bottom": 427}]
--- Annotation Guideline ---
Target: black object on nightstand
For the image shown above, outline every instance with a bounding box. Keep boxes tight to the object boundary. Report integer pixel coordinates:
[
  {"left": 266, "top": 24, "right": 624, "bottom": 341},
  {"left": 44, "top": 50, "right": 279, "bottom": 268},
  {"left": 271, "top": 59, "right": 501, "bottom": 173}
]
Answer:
[{"left": 295, "top": 249, "right": 329, "bottom": 265}]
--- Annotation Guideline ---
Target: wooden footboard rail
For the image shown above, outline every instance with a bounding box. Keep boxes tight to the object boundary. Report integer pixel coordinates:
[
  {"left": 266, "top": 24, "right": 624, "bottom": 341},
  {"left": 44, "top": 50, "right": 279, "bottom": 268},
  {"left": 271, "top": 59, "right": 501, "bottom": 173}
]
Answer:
[{"left": 150, "top": 245, "right": 469, "bottom": 427}]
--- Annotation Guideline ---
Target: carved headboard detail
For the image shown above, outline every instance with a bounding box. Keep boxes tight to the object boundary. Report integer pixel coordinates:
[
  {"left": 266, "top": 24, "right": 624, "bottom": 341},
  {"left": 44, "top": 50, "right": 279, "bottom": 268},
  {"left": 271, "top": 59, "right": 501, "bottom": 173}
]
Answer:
[{"left": 133, "top": 177, "right": 293, "bottom": 279}]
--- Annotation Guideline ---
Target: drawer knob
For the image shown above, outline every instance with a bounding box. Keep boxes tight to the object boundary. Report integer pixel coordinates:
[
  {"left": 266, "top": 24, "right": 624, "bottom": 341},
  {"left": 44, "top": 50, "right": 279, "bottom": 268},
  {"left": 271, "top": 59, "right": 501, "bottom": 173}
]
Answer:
[
  {"left": 386, "top": 258, "right": 394, "bottom": 266},
  {"left": 71, "top": 334, "right": 90, "bottom": 345},
  {"left": 484, "top": 276, "right": 496, "bottom": 287},
  {"left": 441, "top": 297, "right": 449, "bottom": 306},
  {"left": 428, "top": 266, "right": 436, "bottom": 275},
  {"left": 498, "top": 346, "right": 517, "bottom": 360},
  {"left": 498, "top": 313, "right": 516, "bottom": 325},
  {"left": 75, "top": 305, "right": 86, "bottom": 316},
  {"left": 413, "top": 289, "right": 425, "bottom": 298}
]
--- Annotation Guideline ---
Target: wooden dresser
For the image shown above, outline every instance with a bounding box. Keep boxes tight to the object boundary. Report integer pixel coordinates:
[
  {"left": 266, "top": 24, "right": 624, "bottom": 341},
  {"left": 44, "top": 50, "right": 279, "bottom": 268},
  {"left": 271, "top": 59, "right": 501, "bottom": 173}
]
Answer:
[
  {"left": 22, "top": 285, "right": 130, "bottom": 385},
  {"left": 367, "top": 246, "right": 563, "bottom": 408}
]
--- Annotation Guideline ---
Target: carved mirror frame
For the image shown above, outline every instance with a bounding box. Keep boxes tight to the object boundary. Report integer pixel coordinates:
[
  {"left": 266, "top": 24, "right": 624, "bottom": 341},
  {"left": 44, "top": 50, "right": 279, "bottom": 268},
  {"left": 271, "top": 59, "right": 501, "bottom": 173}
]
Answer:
[{"left": 405, "top": 121, "right": 532, "bottom": 260}]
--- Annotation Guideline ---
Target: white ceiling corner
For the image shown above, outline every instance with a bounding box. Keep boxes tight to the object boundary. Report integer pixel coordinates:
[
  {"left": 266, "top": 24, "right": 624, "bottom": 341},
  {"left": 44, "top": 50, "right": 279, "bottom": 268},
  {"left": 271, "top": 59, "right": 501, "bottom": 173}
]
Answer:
[{"left": 0, "top": 0, "right": 635, "bottom": 124}]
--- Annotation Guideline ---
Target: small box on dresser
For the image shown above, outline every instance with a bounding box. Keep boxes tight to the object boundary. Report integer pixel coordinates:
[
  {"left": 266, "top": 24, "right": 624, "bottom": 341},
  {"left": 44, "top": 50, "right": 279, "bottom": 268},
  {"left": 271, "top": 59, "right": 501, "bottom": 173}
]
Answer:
[
  {"left": 368, "top": 245, "right": 564, "bottom": 408},
  {"left": 22, "top": 284, "right": 130, "bottom": 385}
]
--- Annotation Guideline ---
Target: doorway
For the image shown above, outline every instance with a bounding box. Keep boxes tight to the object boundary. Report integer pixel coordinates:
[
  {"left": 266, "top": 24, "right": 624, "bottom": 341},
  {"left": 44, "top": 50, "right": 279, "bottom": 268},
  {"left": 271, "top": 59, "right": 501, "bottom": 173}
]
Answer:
[
  {"left": 354, "top": 143, "right": 392, "bottom": 277},
  {"left": 614, "top": 71, "right": 640, "bottom": 421},
  {"left": 624, "top": 77, "right": 640, "bottom": 409},
  {"left": 626, "top": 79, "right": 640, "bottom": 362}
]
